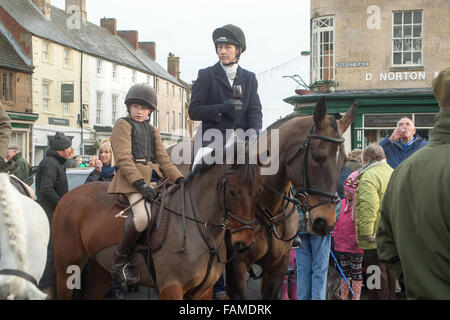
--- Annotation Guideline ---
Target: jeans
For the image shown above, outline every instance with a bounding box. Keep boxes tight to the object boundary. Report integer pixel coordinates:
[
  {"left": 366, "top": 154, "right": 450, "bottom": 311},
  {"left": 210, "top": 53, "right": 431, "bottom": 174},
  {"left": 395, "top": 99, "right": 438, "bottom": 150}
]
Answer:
[
  {"left": 295, "top": 233, "right": 331, "bottom": 300},
  {"left": 213, "top": 273, "right": 226, "bottom": 295}
]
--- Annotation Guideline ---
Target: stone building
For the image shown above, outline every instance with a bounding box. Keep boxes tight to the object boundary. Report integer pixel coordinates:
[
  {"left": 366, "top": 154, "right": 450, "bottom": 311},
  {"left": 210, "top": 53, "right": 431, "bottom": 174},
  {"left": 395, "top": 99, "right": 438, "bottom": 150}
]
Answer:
[{"left": 285, "top": 0, "right": 450, "bottom": 150}]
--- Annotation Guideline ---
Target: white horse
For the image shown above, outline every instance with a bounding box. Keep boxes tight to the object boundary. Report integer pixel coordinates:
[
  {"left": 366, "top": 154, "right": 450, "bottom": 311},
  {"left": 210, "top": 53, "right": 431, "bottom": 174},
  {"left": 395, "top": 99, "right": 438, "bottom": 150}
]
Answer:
[{"left": 0, "top": 173, "right": 49, "bottom": 299}]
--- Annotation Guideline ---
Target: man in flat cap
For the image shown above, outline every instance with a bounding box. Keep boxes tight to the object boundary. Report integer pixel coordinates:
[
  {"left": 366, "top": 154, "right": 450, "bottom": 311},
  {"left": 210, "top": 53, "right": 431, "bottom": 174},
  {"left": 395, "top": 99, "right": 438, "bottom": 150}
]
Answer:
[
  {"left": 377, "top": 67, "right": 450, "bottom": 299},
  {"left": 6, "top": 144, "right": 30, "bottom": 181},
  {"left": 0, "top": 102, "right": 12, "bottom": 171},
  {"left": 36, "top": 131, "right": 73, "bottom": 298}
]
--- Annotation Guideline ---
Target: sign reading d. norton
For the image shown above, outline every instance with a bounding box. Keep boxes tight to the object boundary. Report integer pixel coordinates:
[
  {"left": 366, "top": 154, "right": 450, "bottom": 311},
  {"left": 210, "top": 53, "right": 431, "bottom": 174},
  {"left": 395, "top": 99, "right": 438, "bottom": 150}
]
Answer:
[
  {"left": 61, "top": 83, "right": 74, "bottom": 103},
  {"left": 365, "top": 71, "right": 440, "bottom": 81}
]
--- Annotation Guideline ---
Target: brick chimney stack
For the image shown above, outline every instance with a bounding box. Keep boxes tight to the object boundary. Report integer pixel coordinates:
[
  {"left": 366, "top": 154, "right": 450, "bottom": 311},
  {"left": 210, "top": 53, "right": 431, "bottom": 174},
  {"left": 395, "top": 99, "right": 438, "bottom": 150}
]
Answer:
[
  {"left": 100, "top": 18, "right": 117, "bottom": 36},
  {"left": 65, "top": 0, "right": 87, "bottom": 23},
  {"left": 139, "top": 42, "right": 156, "bottom": 60},
  {"left": 118, "top": 30, "right": 139, "bottom": 50},
  {"left": 167, "top": 53, "right": 180, "bottom": 79},
  {"left": 32, "top": 0, "right": 51, "bottom": 18}
]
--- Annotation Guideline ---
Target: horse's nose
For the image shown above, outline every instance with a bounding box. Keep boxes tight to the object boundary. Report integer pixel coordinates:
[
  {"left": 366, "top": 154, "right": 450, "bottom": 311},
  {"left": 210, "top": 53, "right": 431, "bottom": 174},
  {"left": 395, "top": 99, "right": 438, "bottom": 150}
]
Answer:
[
  {"left": 233, "top": 241, "right": 250, "bottom": 253},
  {"left": 312, "top": 218, "right": 329, "bottom": 236}
]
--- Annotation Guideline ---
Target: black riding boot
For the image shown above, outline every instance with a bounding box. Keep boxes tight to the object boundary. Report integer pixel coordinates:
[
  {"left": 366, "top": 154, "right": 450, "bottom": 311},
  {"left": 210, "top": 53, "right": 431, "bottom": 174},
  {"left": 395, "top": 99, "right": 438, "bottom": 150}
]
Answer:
[{"left": 112, "top": 219, "right": 140, "bottom": 286}]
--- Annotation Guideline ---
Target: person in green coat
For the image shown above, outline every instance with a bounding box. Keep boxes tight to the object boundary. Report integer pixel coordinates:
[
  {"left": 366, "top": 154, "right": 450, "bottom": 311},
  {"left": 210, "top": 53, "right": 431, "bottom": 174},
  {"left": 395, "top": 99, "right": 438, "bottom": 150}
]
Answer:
[
  {"left": 378, "top": 67, "right": 450, "bottom": 300},
  {"left": 6, "top": 144, "right": 30, "bottom": 181},
  {"left": 354, "top": 143, "right": 394, "bottom": 300}
]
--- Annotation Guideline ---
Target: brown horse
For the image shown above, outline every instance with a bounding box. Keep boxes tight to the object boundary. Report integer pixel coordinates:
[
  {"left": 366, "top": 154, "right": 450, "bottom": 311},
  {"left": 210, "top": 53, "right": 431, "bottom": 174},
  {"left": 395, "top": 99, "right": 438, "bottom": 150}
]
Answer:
[
  {"left": 224, "top": 97, "right": 356, "bottom": 299},
  {"left": 52, "top": 147, "right": 262, "bottom": 300}
]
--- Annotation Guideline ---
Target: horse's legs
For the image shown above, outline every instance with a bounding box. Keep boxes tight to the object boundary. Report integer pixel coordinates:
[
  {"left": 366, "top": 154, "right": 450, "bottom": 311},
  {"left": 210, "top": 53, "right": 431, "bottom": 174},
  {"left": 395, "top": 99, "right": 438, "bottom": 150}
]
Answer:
[
  {"left": 159, "top": 283, "right": 184, "bottom": 300},
  {"left": 82, "top": 260, "right": 112, "bottom": 300},
  {"left": 55, "top": 254, "right": 88, "bottom": 300},
  {"left": 226, "top": 261, "right": 249, "bottom": 300},
  {"left": 260, "top": 251, "right": 290, "bottom": 300}
]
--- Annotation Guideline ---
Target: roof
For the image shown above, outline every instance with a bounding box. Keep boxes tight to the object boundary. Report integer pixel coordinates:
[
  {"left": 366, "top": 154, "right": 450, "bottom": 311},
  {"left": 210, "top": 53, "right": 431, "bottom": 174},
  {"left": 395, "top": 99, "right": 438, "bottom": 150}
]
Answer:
[
  {"left": 0, "top": 20, "right": 33, "bottom": 73},
  {"left": 0, "top": 0, "right": 184, "bottom": 87}
]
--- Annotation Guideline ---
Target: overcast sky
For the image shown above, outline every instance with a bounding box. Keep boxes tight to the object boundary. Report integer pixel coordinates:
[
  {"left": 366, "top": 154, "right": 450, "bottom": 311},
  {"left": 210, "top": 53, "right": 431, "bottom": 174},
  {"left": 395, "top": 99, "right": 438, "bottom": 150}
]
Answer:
[{"left": 52, "top": 0, "right": 311, "bottom": 128}]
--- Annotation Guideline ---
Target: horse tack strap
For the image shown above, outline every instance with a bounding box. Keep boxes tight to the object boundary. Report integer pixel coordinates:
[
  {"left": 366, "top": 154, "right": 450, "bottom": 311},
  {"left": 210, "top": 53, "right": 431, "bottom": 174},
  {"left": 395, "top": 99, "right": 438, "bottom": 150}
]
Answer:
[{"left": 0, "top": 269, "right": 38, "bottom": 286}]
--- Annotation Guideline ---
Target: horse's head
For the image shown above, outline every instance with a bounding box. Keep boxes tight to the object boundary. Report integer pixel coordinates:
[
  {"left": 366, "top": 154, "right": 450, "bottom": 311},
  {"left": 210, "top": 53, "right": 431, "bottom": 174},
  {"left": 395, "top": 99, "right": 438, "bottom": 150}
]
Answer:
[
  {"left": 221, "top": 155, "right": 263, "bottom": 253},
  {"left": 284, "top": 97, "right": 356, "bottom": 236}
]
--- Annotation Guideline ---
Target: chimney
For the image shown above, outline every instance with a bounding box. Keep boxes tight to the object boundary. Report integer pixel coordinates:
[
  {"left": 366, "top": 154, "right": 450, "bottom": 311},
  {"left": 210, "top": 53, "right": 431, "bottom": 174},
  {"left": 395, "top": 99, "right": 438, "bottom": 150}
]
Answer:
[
  {"left": 32, "top": 0, "right": 51, "bottom": 18},
  {"left": 118, "top": 30, "right": 139, "bottom": 50},
  {"left": 167, "top": 53, "right": 180, "bottom": 79},
  {"left": 65, "top": 0, "right": 87, "bottom": 23},
  {"left": 139, "top": 41, "right": 156, "bottom": 60},
  {"left": 100, "top": 18, "right": 117, "bottom": 36}
]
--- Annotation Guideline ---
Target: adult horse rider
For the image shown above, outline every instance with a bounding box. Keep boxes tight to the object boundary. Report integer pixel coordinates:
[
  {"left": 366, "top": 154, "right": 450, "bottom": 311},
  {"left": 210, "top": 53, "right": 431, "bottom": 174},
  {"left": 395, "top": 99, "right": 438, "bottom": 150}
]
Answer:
[
  {"left": 0, "top": 102, "right": 12, "bottom": 172},
  {"left": 189, "top": 24, "right": 263, "bottom": 168},
  {"left": 108, "top": 83, "right": 185, "bottom": 287},
  {"left": 188, "top": 24, "right": 263, "bottom": 299}
]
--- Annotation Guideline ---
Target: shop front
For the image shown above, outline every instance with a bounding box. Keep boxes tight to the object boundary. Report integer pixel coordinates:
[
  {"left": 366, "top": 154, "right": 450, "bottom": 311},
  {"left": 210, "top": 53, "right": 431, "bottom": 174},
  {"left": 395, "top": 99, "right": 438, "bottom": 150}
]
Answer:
[{"left": 284, "top": 88, "right": 439, "bottom": 150}]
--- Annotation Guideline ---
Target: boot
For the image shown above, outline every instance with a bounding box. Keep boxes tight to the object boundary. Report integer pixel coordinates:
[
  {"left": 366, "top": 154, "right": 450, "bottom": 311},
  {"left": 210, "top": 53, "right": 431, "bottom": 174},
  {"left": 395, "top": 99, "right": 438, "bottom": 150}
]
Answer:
[
  {"left": 340, "top": 278, "right": 350, "bottom": 300},
  {"left": 352, "top": 280, "right": 363, "bottom": 300},
  {"left": 281, "top": 277, "right": 289, "bottom": 300},
  {"left": 112, "top": 219, "right": 141, "bottom": 286}
]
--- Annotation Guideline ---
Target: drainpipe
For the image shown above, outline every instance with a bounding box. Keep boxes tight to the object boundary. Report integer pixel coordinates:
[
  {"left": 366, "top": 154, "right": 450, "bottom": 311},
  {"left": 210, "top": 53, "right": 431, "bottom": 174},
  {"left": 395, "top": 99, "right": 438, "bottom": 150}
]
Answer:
[{"left": 80, "top": 52, "right": 84, "bottom": 155}]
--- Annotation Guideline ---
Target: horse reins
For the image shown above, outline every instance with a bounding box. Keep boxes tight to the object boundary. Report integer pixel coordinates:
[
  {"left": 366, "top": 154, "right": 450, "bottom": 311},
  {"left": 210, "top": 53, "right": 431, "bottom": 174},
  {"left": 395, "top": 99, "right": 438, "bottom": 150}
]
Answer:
[{"left": 249, "top": 123, "right": 345, "bottom": 280}]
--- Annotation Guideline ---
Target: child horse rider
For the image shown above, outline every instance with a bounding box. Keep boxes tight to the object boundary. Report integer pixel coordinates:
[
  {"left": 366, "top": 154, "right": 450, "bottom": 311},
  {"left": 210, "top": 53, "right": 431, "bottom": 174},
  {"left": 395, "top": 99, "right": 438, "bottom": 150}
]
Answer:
[{"left": 108, "top": 83, "right": 185, "bottom": 286}]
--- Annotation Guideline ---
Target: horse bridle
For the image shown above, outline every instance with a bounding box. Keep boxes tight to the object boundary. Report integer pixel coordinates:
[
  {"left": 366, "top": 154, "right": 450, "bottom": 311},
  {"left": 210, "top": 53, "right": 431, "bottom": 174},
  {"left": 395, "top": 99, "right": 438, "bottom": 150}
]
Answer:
[
  {"left": 221, "top": 170, "right": 257, "bottom": 236},
  {"left": 286, "top": 123, "right": 344, "bottom": 213}
]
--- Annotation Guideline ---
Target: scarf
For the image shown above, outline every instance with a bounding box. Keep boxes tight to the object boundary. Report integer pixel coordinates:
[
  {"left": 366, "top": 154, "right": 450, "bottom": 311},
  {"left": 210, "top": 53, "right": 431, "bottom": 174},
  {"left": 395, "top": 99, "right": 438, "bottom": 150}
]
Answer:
[
  {"left": 101, "top": 165, "right": 115, "bottom": 177},
  {"left": 220, "top": 62, "right": 238, "bottom": 86}
]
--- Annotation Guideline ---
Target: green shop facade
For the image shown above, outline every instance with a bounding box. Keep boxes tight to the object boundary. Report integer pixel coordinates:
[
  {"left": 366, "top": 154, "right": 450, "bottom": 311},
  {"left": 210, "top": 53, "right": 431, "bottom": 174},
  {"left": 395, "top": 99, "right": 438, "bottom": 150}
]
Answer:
[{"left": 284, "top": 88, "right": 439, "bottom": 150}]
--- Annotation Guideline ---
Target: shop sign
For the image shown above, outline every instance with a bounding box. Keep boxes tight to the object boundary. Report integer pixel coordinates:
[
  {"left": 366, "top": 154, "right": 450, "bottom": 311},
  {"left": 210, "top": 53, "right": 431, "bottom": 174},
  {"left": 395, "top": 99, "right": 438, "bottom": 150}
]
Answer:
[
  {"left": 336, "top": 62, "right": 369, "bottom": 68},
  {"left": 365, "top": 71, "right": 440, "bottom": 81}
]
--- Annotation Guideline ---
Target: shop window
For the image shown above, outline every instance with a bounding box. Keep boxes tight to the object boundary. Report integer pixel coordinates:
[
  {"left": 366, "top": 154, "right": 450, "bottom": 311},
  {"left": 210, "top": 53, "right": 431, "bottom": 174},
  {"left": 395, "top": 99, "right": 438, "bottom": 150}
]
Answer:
[
  {"left": 311, "top": 16, "right": 335, "bottom": 82},
  {"left": 392, "top": 11, "right": 423, "bottom": 66}
]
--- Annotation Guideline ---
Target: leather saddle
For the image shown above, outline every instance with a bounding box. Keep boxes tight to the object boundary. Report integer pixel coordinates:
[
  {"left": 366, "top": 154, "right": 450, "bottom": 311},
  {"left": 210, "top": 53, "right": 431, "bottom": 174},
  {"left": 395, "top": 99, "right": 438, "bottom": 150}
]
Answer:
[{"left": 115, "top": 179, "right": 172, "bottom": 254}]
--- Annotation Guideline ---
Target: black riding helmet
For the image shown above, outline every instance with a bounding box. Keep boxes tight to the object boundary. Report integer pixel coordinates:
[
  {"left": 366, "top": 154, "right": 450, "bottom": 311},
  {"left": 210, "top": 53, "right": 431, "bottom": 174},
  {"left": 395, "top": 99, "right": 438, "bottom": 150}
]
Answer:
[
  {"left": 212, "top": 24, "right": 246, "bottom": 64},
  {"left": 125, "top": 83, "right": 157, "bottom": 110}
]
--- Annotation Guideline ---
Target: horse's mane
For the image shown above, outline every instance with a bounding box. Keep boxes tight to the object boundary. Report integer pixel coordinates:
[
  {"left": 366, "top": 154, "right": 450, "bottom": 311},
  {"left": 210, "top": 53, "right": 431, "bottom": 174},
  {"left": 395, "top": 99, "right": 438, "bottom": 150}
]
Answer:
[
  {"left": 169, "top": 141, "right": 259, "bottom": 195},
  {"left": 266, "top": 113, "right": 307, "bottom": 130},
  {"left": 0, "top": 173, "right": 28, "bottom": 297}
]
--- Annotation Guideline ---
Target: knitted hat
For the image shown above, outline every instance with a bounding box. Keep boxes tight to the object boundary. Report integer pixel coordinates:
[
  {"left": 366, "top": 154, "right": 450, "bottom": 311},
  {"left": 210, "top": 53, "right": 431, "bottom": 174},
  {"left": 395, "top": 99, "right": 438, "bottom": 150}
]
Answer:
[
  {"left": 52, "top": 131, "right": 72, "bottom": 151},
  {"left": 343, "top": 170, "right": 360, "bottom": 194},
  {"left": 8, "top": 144, "right": 20, "bottom": 151},
  {"left": 432, "top": 67, "right": 450, "bottom": 108}
]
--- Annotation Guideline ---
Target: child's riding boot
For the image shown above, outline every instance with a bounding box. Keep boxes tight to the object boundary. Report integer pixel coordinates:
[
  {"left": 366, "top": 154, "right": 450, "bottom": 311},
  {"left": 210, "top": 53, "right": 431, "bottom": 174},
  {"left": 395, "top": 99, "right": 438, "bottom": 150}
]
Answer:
[{"left": 112, "top": 219, "right": 140, "bottom": 286}]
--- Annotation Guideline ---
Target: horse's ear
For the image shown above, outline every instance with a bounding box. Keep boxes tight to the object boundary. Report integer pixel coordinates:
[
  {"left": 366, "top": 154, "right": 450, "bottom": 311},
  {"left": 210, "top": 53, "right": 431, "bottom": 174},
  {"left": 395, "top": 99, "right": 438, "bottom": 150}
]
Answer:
[
  {"left": 338, "top": 103, "right": 357, "bottom": 133},
  {"left": 313, "top": 97, "right": 327, "bottom": 129}
]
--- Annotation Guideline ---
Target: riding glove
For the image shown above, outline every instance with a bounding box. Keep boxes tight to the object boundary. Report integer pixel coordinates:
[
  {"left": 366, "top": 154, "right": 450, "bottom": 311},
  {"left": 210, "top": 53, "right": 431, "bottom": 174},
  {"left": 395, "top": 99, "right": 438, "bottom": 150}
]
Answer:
[
  {"left": 175, "top": 177, "right": 185, "bottom": 185},
  {"left": 133, "top": 179, "right": 158, "bottom": 202},
  {"left": 218, "top": 99, "right": 243, "bottom": 118}
]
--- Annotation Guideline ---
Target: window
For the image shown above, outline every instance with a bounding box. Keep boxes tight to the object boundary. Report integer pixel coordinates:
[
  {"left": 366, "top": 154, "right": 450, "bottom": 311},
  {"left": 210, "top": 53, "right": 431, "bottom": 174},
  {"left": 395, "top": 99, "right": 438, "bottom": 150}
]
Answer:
[
  {"left": 152, "top": 110, "right": 159, "bottom": 128},
  {"left": 166, "top": 112, "right": 170, "bottom": 132},
  {"left": 156, "top": 79, "right": 160, "bottom": 92},
  {"left": 132, "top": 70, "right": 137, "bottom": 83},
  {"left": 112, "top": 64, "right": 118, "bottom": 80},
  {"left": 2, "top": 72, "right": 14, "bottom": 102},
  {"left": 393, "top": 11, "right": 423, "bottom": 66},
  {"left": 63, "top": 48, "right": 71, "bottom": 67},
  {"left": 96, "top": 91, "right": 103, "bottom": 124},
  {"left": 112, "top": 94, "right": 118, "bottom": 124},
  {"left": 311, "top": 16, "right": 335, "bottom": 82},
  {"left": 96, "top": 59, "right": 103, "bottom": 76},
  {"left": 63, "top": 103, "right": 69, "bottom": 114},
  {"left": 172, "top": 85, "right": 175, "bottom": 97},
  {"left": 42, "top": 41, "right": 50, "bottom": 62},
  {"left": 147, "top": 74, "right": 154, "bottom": 87},
  {"left": 42, "top": 81, "right": 51, "bottom": 111},
  {"left": 172, "top": 110, "right": 175, "bottom": 130},
  {"left": 166, "top": 82, "right": 169, "bottom": 96}
]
